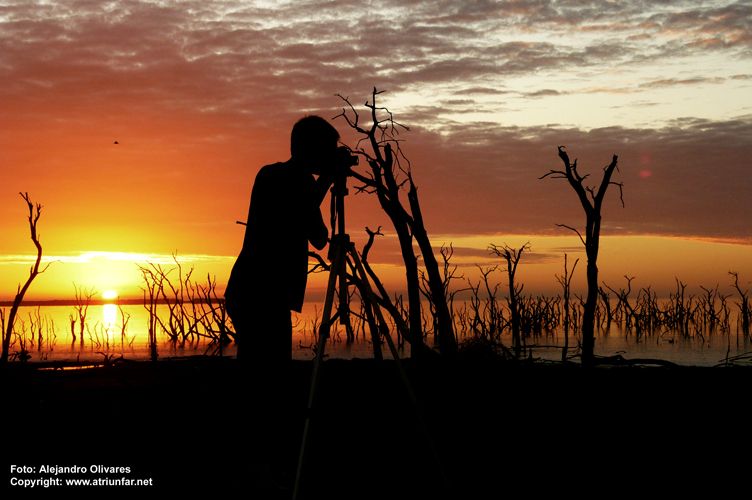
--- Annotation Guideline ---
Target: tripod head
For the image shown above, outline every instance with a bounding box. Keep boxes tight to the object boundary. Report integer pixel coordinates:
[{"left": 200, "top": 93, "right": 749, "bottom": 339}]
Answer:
[{"left": 328, "top": 146, "right": 358, "bottom": 245}]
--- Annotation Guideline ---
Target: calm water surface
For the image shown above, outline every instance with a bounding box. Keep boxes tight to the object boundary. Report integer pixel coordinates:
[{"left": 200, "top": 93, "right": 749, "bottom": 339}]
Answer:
[{"left": 4, "top": 303, "right": 750, "bottom": 366}]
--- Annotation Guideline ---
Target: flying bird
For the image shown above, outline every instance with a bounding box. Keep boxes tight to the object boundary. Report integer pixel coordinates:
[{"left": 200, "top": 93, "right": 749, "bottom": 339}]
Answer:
[{"left": 113, "top": 140, "right": 119, "bottom": 145}]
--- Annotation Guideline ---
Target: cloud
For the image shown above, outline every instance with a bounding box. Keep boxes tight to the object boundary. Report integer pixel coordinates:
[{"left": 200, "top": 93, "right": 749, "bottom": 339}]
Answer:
[
  {"left": 523, "top": 89, "right": 561, "bottom": 98},
  {"left": 638, "top": 77, "right": 726, "bottom": 89},
  {"left": 387, "top": 114, "right": 752, "bottom": 240},
  {"left": 2, "top": 0, "right": 749, "bottom": 134},
  {"left": 647, "top": 2, "right": 752, "bottom": 53},
  {"left": 0, "top": 0, "right": 750, "bottom": 257},
  {"left": 452, "top": 87, "right": 509, "bottom": 96},
  {"left": 349, "top": 242, "right": 558, "bottom": 268}
]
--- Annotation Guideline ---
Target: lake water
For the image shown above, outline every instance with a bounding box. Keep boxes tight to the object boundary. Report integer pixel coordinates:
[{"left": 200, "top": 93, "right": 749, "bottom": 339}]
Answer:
[{"left": 2, "top": 302, "right": 750, "bottom": 366}]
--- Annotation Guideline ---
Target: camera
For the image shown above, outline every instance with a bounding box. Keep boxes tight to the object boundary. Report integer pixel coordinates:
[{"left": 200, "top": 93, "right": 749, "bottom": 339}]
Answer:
[{"left": 332, "top": 146, "right": 358, "bottom": 176}]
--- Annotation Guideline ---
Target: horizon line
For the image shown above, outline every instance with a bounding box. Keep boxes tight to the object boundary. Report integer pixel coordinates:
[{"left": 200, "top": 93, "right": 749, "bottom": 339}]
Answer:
[{"left": 0, "top": 297, "right": 225, "bottom": 307}]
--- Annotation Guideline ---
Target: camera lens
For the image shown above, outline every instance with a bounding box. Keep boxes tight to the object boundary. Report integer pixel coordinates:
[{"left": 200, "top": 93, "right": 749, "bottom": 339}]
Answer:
[{"left": 336, "top": 147, "right": 358, "bottom": 169}]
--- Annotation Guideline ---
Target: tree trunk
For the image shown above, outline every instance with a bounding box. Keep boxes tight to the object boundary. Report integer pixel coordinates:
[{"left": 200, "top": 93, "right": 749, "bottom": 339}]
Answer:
[
  {"left": 508, "top": 275, "right": 521, "bottom": 358},
  {"left": 392, "top": 220, "right": 424, "bottom": 358},
  {"left": 373, "top": 152, "right": 425, "bottom": 358},
  {"left": 407, "top": 181, "right": 457, "bottom": 356},
  {"left": 582, "top": 257, "right": 599, "bottom": 367}
]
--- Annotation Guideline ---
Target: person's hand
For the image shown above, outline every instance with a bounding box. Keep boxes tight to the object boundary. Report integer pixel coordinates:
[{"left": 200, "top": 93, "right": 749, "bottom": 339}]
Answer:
[{"left": 316, "top": 168, "right": 334, "bottom": 184}]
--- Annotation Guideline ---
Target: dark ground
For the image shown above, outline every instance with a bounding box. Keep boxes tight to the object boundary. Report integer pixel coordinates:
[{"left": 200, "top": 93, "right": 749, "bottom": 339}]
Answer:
[{"left": 1, "top": 355, "right": 750, "bottom": 499}]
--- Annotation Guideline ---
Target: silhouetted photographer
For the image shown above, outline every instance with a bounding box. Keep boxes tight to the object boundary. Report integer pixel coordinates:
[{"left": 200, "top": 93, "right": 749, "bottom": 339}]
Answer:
[
  {"left": 225, "top": 115, "right": 355, "bottom": 364},
  {"left": 224, "top": 115, "right": 359, "bottom": 494}
]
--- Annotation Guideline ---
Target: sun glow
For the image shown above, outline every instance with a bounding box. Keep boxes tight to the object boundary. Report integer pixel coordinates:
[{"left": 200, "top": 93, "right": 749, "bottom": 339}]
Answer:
[
  {"left": 103, "top": 303, "right": 118, "bottom": 332},
  {"left": 0, "top": 250, "right": 237, "bottom": 300}
]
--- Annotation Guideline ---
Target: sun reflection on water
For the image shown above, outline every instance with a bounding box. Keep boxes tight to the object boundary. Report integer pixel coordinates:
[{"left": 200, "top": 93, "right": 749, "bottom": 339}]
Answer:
[{"left": 103, "top": 303, "right": 118, "bottom": 333}]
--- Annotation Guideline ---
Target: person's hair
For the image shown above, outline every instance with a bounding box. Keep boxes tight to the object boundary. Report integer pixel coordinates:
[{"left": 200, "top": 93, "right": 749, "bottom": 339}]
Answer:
[{"left": 290, "top": 115, "right": 339, "bottom": 159}]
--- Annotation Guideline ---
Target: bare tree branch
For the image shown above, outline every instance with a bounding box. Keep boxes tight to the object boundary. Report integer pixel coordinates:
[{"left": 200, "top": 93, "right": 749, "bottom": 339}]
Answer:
[
  {"left": 363, "top": 226, "right": 383, "bottom": 262},
  {"left": 539, "top": 169, "right": 568, "bottom": 180},
  {"left": 333, "top": 88, "right": 456, "bottom": 356},
  {"left": 308, "top": 251, "right": 330, "bottom": 273},
  {"left": 556, "top": 224, "right": 586, "bottom": 247}
]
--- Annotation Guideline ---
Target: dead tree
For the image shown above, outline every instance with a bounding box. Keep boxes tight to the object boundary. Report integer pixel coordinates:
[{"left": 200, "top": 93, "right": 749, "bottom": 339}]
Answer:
[
  {"left": 436, "top": 244, "right": 469, "bottom": 342},
  {"left": 469, "top": 265, "right": 502, "bottom": 342},
  {"left": 342, "top": 231, "right": 385, "bottom": 360},
  {"left": 356, "top": 227, "right": 387, "bottom": 360},
  {"left": 2, "top": 193, "right": 52, "bottom": 364},
  {"left": 420, "top": 244, "right": 466, "bottom": 347},
  {"left": 194, "top": 274, "right": 235, "bottom": 355},
  {"left": 699, "top": 285, "right": 720, "bottom": 331},
  {"left": 138, "top": 264, "right": 164, "bottom": 362},
  {"left": 490, "top": 243, "right": 528, "bottom": 358},
  {"left": 729, "top": 272, "right": 750, "bottom": 336},
  {"left": 556, "top": 254, "right": 579, "bottom": 363},
  {"left": 356, "top": 227, "right": 412, "bottom": 349},
  {"left": 72, "top": 284, "right": 95, "bottom": 349},
  {"left": 605, "top": 276, "right": 638, "bottom": 332},
  {"left": 118, "top": 304, "right": 132, "bottom": 351},
  {"left": 335, "top": 88, "right": 456, "bottom": 357},
  {"left": 597, "top": 287, "right": 613, "bottom": 328},
  {"left": 309, "top": 227, "right": 412, "bottom": 357},
  {"left": 0, "top": 309, "right": 5, "bottom": 353},
  {"left": 541, "top": 147, "right": 622, "bottom": 367}
]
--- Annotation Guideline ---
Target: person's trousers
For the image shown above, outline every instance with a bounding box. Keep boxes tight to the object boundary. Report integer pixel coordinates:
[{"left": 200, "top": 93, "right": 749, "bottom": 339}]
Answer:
[{"left": 232, "top": 303, "right": 293, "bottom": 364}]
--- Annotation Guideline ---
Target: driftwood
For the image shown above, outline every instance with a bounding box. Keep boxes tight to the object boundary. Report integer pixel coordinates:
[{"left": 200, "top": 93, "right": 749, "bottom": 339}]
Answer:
[{"left": 592, "top": 354, "right": 680, "bottom": 368}]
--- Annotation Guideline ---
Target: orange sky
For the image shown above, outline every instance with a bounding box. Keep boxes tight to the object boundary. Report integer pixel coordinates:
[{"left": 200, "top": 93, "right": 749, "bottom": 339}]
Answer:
[{"left": 1, "top": 1, "right": 750, "bottom": 301}]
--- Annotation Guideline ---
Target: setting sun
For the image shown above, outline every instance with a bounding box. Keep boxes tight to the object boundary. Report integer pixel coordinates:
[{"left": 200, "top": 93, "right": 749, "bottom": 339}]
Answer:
[{"left": 102, "top": 290, "right": 118, "bottom": 301}]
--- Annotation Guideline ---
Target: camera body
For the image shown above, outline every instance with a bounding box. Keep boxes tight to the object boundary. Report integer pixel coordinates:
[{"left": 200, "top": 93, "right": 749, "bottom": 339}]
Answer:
[{"left": 324, "top": 146, "right": 358, "bottom": 178}]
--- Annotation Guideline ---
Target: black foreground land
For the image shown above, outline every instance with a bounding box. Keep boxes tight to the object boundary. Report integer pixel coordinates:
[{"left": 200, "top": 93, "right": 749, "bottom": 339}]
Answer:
[{"left": 2, "top": 355, "right": 750, "bottom": 499}]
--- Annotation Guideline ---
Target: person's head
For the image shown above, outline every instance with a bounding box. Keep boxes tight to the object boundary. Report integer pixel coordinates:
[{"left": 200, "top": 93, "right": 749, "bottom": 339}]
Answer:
[{"left": 290, "top": 115, "right": 339, "bottom": 173}]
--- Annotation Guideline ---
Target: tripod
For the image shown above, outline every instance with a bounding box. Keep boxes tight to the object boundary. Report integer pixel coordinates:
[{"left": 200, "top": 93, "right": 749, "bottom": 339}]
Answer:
[{"left": 292, "top": 167, "right": 436, "bottom": 499}]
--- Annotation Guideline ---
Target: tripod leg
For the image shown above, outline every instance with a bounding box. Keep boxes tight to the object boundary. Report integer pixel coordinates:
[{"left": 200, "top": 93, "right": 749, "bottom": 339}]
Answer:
[
  {"left": 338, "top": 264, "right": 355, "bottom": 342},
  {"left": 293, "top": 240, "right": 347, "bottom": 500}
]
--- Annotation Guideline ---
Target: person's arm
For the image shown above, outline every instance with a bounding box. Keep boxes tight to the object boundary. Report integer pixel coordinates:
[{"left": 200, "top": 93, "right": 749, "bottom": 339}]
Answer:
[
  {"left": 312, "top": 172, "right": 334, "bottom": 207},
  {"left": 307, "top": 173, "right": 332, "bottom": 251},
  {"left": 308, "top": 211, "right": 328, "bottom": 251}
]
